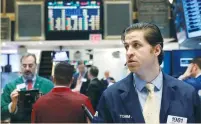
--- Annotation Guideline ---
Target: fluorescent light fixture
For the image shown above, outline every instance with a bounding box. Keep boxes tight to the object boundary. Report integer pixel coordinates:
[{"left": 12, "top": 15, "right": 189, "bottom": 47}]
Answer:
[{"left": 169, "top": 0, "right": 173, "bottom": 4}]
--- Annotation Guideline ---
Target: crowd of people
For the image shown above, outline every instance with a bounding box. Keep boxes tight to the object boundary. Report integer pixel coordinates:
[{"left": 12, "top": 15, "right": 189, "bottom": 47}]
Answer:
[{"left": 1, "top": 23, "right": 201, "bottom": 123}]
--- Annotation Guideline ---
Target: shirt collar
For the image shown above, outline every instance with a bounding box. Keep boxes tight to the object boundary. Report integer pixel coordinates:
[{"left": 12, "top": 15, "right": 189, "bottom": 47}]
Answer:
[
  {"left": 195, "top": 72, "right": 201, "bottom": 78},
  {"left": 52, "top": 87, "right": 71, "bottom": 92},
  {"left": 79, "top": 71, "right": 87, "bottom": 77},
  {"left": 134, "top": 71, "right": 163, "bottom": 92},
  {"left": 22, "top": 75, "right": 36, "bottom": 83}
]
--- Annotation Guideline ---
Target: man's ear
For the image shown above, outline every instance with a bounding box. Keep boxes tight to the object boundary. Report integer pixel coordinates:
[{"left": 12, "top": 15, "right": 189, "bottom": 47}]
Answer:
[
  {"left": 192, "top": 64, "right": 198, "bottom": 72},
  {"left": 154, "top": 44, "right": 162, "bottom": 56}
]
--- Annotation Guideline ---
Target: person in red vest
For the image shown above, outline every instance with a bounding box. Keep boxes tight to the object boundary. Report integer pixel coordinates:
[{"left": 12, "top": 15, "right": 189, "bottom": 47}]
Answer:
[{"left": 31, "top": 62, "right": 94, "bottom": 123}]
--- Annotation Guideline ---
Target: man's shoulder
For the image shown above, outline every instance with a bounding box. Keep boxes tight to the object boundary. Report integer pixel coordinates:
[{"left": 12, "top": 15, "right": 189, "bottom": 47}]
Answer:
[
  {"left": 36, "top": 76, "right": 53, "bottom": 85},
  {"left": 5, "top": 77, "right": 22, "bottom": 87},
  {"left": 103, "top": 77, "right": 127, "bottom": 96},
  {"left": 71, "top": 91, "right": 89, "bottom": 100},
  {"left": 164, "top": 74, "right": 195, "bottom": 93}
]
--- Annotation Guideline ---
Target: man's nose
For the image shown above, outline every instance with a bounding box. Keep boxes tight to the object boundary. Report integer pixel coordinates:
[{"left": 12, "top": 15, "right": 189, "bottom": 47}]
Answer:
[
  {"left": 25, "top": 66, "right": 30, "bottom": 70},
  {"left": 126, "top": 46, "right": 134, "bottom": 58}
]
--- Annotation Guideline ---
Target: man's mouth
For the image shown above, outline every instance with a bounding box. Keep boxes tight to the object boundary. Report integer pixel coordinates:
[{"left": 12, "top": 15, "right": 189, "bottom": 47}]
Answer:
[
  {"left": 25, "top": 72, "right": 31, "bottom": 75},
  {"left": 127, "top": 60, "right": 137, "bottom": 63}
]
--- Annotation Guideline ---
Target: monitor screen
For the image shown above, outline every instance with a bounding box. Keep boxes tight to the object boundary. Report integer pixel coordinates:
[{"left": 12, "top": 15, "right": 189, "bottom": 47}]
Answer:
[
  {"left": 161, "top": 51, "right": 172, "bottom": 75},
  {"left": 1, "top": 72, "right": 21, "bottom": 93},
  {"left": 51, "top": 51, "right": 69, "bottom": 62},
  {"left": 173, "top": 0, "right": 201, "bottom": 43},
  {"left": 45, "top": 0, "right": 103, "bottom": 40},
  {"left": 182, "top": 0, "right": 201, "bottom": 38},
  {"left": 172, "top": 49, "right": 201, "bottom": 78}
]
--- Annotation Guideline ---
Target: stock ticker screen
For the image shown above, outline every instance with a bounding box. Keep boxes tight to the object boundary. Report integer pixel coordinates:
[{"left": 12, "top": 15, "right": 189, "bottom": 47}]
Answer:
[
  {"left": 47, "top": 0, "right": 101, "bottom": 31},
  {"left": 182, "top": 0, "right": 201, "bottom": 38}
]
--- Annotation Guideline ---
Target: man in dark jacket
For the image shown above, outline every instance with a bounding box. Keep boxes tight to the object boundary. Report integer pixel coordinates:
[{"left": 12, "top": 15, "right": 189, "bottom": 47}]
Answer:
[{"left": 87, "top": 66, "right": 105, "bottom": 110}]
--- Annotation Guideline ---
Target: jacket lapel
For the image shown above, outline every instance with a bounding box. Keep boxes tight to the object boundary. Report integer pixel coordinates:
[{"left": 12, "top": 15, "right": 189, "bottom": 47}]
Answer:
[
  {"left": 160, "top": 74, "right": 175, "bottom": 123},
  {"left": 118, "top": 73, "right": 145, "bottom": 123},
  {"left": 34, "top": 76, "right": 42, "bottom": 90}
]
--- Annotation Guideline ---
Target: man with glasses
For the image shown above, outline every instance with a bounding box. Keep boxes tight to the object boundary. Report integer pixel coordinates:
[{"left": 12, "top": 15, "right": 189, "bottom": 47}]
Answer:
[{"left": 1, "top": 53, "right": 54, "bottom": 123}]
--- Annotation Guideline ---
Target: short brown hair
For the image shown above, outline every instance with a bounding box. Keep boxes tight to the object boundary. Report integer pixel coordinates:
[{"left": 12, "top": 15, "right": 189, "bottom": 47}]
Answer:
[{"left": 54, "top": 62, "right": 74, "bottom": 85}]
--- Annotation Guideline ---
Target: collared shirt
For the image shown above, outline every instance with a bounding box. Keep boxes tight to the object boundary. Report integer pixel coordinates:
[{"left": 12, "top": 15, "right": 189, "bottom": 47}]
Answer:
[
  {"left": 22, "top": 75, "right": 36, "bottom": 90},
  {"left": 195, "top": 72, "right": 201, "bottom": 78},
  {"left": 133, "top": 71, "right": 163, "bottom": 111},
  {"left": 79, "top": 71, "right": 87, "bottom": 79},
  {"left": 183, "top": 73, "right": 201, "bottom": 92}
]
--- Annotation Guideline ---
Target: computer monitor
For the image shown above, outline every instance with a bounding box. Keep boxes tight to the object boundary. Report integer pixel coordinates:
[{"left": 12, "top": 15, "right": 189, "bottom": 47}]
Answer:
[
  {"left": 1, "top": 72, "right": 20, "bottom": 93},
  {"left": 45, "top": 0, "right": 103, "bottom": 40},
  {"left": 161, "top": 51, "right": 172, "bottom": 75},
  {"left": 181, "top": 0, "right": 201, "bottom": 38},
  {"left": 51, "top": 51, "right": 69, "bottom": 62},
  {"left": 173, "top": 0, "right": 201, "bottom": 43},
  {"left": 172, "top": 49, "right": 201, "bottom": 78}
]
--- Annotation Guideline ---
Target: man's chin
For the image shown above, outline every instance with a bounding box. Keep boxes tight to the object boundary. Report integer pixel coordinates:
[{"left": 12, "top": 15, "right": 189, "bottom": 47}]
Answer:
[
  {"left": 128, "top": 66, "right": 139, "bottom": 73},
  {"left": 23, "top": 74, "right": 34, "bottom": 80}
]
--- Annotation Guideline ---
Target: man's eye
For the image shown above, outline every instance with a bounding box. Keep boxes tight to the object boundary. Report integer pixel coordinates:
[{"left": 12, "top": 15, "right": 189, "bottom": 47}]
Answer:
[
  {"left": 29, "top": 65, "right": 33, "bottom": 68},
  {"left": 124, "top": 45, "right": 129, "bottom": 50},
  {"left": 132, "top": 43, "right": 141, "bottom": 48}
]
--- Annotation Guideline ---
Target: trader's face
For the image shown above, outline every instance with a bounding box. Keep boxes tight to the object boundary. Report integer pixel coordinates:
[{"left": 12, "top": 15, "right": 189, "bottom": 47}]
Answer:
[
  {"left": 78, "top": 63, "right": 85, "bottom": 74},
  {"left": 191, "top": 63, "right": 198, "bottom": 77},
  {"left": 124, "top": 30, "right": 160, "bottom": 73},
  {"left": 21, "top": 56, "right": 37, "bottom": 80}
]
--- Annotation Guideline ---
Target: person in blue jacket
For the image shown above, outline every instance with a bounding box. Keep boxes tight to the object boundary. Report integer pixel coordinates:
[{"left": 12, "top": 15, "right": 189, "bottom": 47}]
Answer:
[
  {"left": 178, "top": 57, "right": 201, "bottom": 95},
  {"left": 92, "top": 23, "right": 201, "bottom": 123}
]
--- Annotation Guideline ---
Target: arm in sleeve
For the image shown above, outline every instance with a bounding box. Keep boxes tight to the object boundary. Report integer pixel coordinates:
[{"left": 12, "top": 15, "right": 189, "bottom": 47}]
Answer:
[
  {"left": 92, "top": 92, "right": 113, "bottom": 123},
  {"left": 1, "top": 84, "right": 14, "bottom": 119},
  {"left": 183, "top": 78, "right": 201, "bottom": 90}
]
